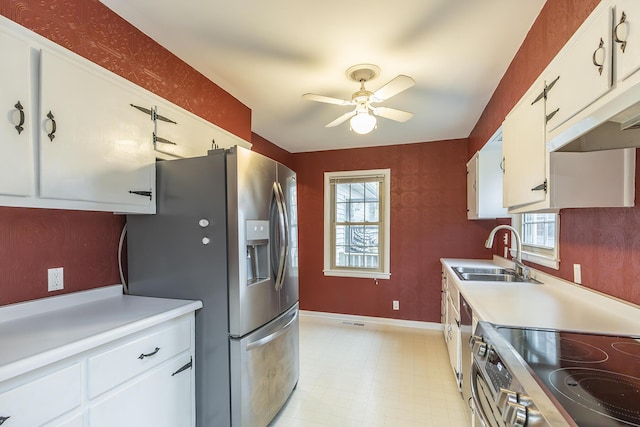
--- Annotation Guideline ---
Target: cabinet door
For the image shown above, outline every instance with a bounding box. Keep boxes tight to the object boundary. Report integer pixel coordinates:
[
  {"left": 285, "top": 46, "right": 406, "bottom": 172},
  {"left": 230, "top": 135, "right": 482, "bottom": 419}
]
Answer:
[
  {"left": 0, "top": 364, "right": 81, "bottom": 427},
  {"left": 502, "top": 85, "right": 547, "bottom": 209},
  {"left": 154, "top": 102, "right": 219, "bottom": 159},
  {"left": 545, "top": 5, "right": 612, "bottom": 132},
  {"left": 466, "top": 154, "right": 478, "bottom": 219},
  {"left": 39, "top": 49, "right": 155, "bottom": 210},
  {"left": 89, "top": 353, "right": 194, "bottom": 427},
  {"left": 0, "top": 28, "right": 33, "bottom": 197},
  {"left": 614, "top": 1, "right": 640, "bottom": 82},
  {"left": 445, "top": 296, "right": 461, "bottom": 389}
]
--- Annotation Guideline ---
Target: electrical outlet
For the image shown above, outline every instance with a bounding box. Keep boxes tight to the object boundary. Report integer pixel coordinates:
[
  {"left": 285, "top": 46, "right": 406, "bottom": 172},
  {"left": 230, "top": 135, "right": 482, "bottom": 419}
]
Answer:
[
  {"left": 573, "top": 264, "right": 582, "bottom": 284},
  {"left": 392, "top": 300, "right": 399, "bottom": 310},
  {"left": 48, "top": 267, "right": 64, "bottom": 291}
]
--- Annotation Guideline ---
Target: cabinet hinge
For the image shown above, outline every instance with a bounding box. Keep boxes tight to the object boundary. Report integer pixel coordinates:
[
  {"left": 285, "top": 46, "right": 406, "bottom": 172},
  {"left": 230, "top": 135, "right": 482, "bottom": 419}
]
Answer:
[
  {"left": 546, "top": 108, "right": 560, "bottom": 124},
  {"left": 171, "top": 357, "right": 193, "bottom": 376},
  {"left": 531, "top": 180, "right": 548, "bottom": 193},
  {"left": 531, "top": 75, "right": 560, "bottom": 105},
  {"left": 153, "top": 133, "right": 177, "bottom": 146},
  {"left": 129, "top": 190, "right": 153, "bottom": 200},
  {"left": 130, "top": 104, "right": 177, "bottom": 124}
]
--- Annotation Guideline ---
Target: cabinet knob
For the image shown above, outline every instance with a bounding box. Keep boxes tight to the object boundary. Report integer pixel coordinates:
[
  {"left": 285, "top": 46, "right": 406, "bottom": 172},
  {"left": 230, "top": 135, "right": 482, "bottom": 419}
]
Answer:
[
  {"left": 202, "top": 237, "right": 211, "bottom": 245},
  {"left": 199, "top": 219, "right": 210, "bottom": 228}
]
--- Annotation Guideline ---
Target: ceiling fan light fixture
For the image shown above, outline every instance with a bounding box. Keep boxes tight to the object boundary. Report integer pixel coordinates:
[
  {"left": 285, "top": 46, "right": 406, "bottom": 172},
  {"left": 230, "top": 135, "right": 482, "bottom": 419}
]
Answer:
[{"left": 350, "top": 111, "right": 376, "bottom": 134}]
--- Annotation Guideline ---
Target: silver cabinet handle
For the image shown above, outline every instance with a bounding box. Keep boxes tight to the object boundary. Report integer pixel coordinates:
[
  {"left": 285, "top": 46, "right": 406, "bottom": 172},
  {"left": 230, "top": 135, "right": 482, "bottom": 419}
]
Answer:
[
  {"left": 138, "top": 346, "right": 160, "bottom": 359},
  {"left": 46, "top": 111, "right": 56, "bottom": 141},
  {"left": 614, "top": 11, "right": 627, "bottom": 53},
  {"left": 14, "top": 101, "right": 25, "bottom": 135},
  {"left": 592, "top": 37, "right": 605, "bottom": 75},
  {"left": 0, "top": 416, "right": 10, "bottom": 425}
]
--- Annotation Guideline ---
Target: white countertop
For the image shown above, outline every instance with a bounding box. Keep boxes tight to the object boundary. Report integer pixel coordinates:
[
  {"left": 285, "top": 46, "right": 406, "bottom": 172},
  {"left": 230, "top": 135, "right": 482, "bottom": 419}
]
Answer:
[
  {"left": 0, "top": 285, "right": 202, "bottom": 383},
  {"left": 441, "top": 257, "right": 640, "bottom": 335}
]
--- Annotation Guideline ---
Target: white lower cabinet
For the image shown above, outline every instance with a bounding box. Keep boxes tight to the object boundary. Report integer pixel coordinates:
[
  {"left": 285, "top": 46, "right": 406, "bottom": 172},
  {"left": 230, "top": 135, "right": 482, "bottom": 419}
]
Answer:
[
  {"left": 0, "top": 314, "right": 195, "bottom": 427},
  {"left": 0, "top": 364, "right": 81, "bottom": 426},
  {"left": 89, "top": 353, "right": 193, "bottom": 427}
]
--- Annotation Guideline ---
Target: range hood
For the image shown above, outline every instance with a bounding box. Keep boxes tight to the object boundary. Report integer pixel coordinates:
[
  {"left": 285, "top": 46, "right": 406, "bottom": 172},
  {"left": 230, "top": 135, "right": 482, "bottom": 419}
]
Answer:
[{"left": 548, "top": 80, "right": 640, "bottom": 153}]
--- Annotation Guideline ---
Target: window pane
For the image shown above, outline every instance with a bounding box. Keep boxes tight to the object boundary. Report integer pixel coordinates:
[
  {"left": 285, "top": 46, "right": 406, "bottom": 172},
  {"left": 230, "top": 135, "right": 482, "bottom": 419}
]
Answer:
[
  {"left": 363, "top": 225, "right": 379, "bottom": 246},
  {"left": 335, "top": 202, "right": 347, "bottom": 222},
  {"left": 335, "top": 225, "right": 346, "bottom": 246},
  {"left": 349, "top": 202, "right": 365, "bottom": 222},
  {"left": 351, "top": 182, "right": 365, "bottom": 201},
  {"left": 365, "top": 202, "right": 379, "bottom": 222},
  {"left": 365, "top": 182, "right": 379, "bottom": 201},
  {"left": 336, "top": 183, "right": 351, "bottom": 203},
  {"left": 335, "top": 245, "right": 347, "bottom": 267}
]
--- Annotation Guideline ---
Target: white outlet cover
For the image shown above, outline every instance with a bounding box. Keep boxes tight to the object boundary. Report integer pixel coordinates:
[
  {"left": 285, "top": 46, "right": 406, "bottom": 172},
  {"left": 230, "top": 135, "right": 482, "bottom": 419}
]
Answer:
[{"left": 48, "top": 267, "right": 64, "bottom": 291}]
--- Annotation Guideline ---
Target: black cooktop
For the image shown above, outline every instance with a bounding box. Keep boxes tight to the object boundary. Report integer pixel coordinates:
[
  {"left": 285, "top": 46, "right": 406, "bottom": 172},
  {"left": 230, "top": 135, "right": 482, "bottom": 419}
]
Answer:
[{"left": 497, "top": 327, "right": 640, "bottom": 427}]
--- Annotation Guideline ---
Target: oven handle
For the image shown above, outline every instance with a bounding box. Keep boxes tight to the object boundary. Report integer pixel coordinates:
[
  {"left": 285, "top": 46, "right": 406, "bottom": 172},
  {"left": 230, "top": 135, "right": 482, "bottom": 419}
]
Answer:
[{"left": 470, "top": 361, "right": 491, "bottom": 427}]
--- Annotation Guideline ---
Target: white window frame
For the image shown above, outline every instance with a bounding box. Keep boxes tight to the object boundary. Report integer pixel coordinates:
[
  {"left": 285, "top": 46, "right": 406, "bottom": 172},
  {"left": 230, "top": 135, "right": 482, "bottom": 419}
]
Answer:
[
  {"left": 510, "top": 212, "right": 560, "bottom": 269},
  {"left": 323, "top": 169, "right": 391, "bottom": 279}
]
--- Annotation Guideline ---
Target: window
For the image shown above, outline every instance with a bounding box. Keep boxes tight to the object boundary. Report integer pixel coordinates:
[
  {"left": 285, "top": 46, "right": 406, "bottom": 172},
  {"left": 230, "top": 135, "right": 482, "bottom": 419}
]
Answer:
[
  {"left": 512, "top": 212, "right": 560, "bottom": 269},
  {"left": 324, "top": 169, "right": 391, "bottom": 279}
]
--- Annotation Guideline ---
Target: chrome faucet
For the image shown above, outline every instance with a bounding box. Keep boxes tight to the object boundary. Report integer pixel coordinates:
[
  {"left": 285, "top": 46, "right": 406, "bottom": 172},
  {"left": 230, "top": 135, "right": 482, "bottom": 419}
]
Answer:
[{"left": 485, "top": 225, "right": 530, "bottom": 280}]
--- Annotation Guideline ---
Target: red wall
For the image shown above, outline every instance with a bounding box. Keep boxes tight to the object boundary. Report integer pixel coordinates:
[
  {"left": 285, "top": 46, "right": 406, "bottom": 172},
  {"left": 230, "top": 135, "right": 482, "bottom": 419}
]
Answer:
[
  {"left": 0, "top": 0, "right": 251, "bottom": 305},
  {"left": 251, "top": 132, "right": 295, "bottom": 170},
  {"left": 292, "top": 141, "right": 498, "bottom": 322},
  {"left": 469, "top": 0, "right": 640, "bottom": 306}
]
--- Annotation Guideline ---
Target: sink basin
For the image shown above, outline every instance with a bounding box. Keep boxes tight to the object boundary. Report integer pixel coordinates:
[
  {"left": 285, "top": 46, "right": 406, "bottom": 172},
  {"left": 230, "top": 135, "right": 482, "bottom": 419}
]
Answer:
[
  {"left": 453, "top": 266, "right": 511, "bottom": 275},
  {"left": 459, "top": 273, "right": 523, "bottom": 282},
  {"left": 452, "top": 266, "right": 541, "bottom": 284}
]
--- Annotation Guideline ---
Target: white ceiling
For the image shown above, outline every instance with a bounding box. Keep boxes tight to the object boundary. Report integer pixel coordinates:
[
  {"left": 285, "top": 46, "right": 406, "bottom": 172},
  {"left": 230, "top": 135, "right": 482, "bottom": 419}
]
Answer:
[{"left": 99, "top": 0, "right": 546, "bottom": 153}]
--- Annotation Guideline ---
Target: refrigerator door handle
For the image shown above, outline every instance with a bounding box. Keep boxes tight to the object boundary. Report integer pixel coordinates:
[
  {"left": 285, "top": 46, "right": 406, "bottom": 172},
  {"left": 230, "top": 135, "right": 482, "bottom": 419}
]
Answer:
[
  {"left": 246, "top": 312, "right": 297, "bottom": 351},
  {"left": 272, "top": 183, "right": 287, "bottom": 290},
  {"left": 276, "top": 182, "right": 290, "bottom": 289}
]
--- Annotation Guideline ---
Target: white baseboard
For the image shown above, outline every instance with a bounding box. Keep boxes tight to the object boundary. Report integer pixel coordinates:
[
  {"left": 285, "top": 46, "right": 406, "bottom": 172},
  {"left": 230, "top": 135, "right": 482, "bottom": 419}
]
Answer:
[{"left": 299, "top": 310, "right": 442, "bottom": 331}]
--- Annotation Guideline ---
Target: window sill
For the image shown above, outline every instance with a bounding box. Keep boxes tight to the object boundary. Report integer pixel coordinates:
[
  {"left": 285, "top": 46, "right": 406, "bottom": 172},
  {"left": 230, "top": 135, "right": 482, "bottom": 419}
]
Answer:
[
  {"left": 323, "top": 269, "right": 391, "bottom": 280},
  {"left": 509, "top": 248, "right": 559, "bottom": 270}
]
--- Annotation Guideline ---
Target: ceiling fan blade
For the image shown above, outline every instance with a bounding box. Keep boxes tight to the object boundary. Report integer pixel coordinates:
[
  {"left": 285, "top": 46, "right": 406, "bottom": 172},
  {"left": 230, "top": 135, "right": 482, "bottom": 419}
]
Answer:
[
  {"left": 326, "top": 110, "right": 356, "bottom": 127},
  {"left": 303, "top": 93, "right": 353, "bottom": 106},
  {"left": 371, "top": 75, "right": 416, "bottom": 102},
  {"left": 372, "top": 106, "right": 413, "bottom": 122}
]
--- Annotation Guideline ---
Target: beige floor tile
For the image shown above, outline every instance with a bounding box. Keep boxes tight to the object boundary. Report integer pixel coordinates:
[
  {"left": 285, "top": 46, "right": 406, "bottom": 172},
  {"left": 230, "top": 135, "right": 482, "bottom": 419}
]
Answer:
[{"left": 270, "top": 315, "right": 471, "bottom": 427}]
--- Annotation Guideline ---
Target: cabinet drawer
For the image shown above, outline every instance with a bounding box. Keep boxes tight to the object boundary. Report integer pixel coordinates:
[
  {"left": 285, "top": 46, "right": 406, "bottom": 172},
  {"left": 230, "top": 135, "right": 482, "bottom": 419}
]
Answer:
[
  {"left": 88, "top": 353, "right": 193, "bottom": 427},
  {"left": 87, "top": 317, "right": 191, "bottom": 398},
  {"left": 0, "top": 364, "right": 81, "bottom": 426}
]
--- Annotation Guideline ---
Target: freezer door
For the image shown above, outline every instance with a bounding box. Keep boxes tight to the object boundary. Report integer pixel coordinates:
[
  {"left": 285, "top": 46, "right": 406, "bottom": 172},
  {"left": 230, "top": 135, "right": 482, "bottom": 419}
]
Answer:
[
  {"left": 227, "top": 146, "right": 281, "bottom": 337},
  {"left": 229, "top": 303, "right": 300, "bottom": 427},
  {"left": 277, "top": 163, "right": 299, "bottom": 312}
]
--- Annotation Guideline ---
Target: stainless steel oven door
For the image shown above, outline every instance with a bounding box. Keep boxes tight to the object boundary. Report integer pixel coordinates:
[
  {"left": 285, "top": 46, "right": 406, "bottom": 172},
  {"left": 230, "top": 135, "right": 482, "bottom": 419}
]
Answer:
[{"left": 470, "top": 360, "right": 506, "bottom": 427}]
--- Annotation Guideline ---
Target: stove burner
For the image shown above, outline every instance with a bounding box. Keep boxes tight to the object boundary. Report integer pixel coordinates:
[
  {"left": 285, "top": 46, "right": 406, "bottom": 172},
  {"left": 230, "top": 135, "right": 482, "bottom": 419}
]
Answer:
[
  {"left": 612, "top": 341, "right": 640, "bottom": 360},
  {"left": 549, "top": 368, "right": 640, "bottom": 426},
  {"left": 514, "top": 332, "right": 609, "bottom": 363}
]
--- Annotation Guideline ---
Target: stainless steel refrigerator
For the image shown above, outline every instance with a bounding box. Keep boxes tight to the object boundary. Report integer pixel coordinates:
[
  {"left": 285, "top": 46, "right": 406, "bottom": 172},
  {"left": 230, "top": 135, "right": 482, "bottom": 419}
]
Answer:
[{"left": 126, "top": 146, "right": 299, "bottom": 427}]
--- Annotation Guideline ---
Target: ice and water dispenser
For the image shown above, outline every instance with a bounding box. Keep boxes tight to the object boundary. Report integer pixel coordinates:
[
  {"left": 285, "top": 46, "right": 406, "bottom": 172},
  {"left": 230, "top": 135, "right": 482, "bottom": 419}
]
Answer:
[{"left": 246, "top": 220, "right": 269, "bottom": 285}]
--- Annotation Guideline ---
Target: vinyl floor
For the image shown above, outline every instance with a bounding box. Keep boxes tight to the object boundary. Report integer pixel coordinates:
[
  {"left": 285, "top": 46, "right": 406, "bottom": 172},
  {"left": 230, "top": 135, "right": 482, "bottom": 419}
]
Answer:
[{"left": 270, "top": 314, "right": 471, "bottom": 427}]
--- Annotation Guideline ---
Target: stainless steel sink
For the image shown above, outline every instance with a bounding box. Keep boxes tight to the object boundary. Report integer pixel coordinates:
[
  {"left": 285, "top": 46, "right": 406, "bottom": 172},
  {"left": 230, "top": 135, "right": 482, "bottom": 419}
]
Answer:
[
  {"left": 459, "top": 273, "right": 522, "bottom": 282},
  {"left": 453, "top": 266, "right": 511, "bottom": 275},
  {"left": 452, "top": 266, "right": 541, "bottom": 284}
]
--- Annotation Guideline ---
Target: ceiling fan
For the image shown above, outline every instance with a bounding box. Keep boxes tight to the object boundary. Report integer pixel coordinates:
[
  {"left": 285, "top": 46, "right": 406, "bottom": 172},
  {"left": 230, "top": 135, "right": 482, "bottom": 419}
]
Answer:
[{"left": 303, "top": 64, "right": 415, "bottom": 134}]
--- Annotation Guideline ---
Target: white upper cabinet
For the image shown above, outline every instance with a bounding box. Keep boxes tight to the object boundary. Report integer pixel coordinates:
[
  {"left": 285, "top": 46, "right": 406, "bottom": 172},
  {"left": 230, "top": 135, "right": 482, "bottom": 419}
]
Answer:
[
  {"left": 544, "top": 4, "right": 613, "bottom": 132},
  {"left": 614, "top": 1, "right": 640, "bottom": 82},
  {"left": 39, "top": 49, "right": 155, "bottom": 211},
  {"left": 0, "top": 28, "right": 33, "bottom": 197},
  {"left": 467, "top": 130, "right": 508, "bottom": 220},
  {"left": 502, "top": 81, "right": 547, "bottom": 210},
  {"left": 153, "top": 101, "right": 251, "bottom": 160}
]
